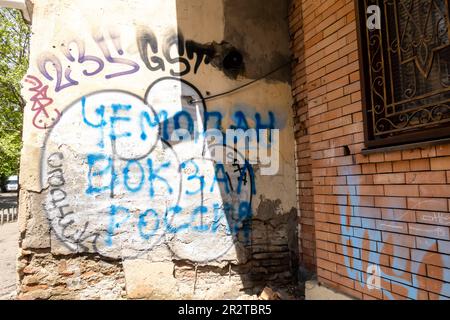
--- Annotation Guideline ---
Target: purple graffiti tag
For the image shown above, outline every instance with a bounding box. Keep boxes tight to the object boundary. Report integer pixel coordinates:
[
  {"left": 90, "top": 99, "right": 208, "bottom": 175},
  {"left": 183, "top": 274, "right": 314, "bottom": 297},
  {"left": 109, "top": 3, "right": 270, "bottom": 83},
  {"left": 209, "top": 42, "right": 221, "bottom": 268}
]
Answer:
[
  {"left": 93, "top": 30, "right": 140, "bottom": 79},
  {"left": 61, "top": 39, "right": 105, "bottom": 77},
  {"left": 37, "top": 53, "right": 79, "bottom": 92}
]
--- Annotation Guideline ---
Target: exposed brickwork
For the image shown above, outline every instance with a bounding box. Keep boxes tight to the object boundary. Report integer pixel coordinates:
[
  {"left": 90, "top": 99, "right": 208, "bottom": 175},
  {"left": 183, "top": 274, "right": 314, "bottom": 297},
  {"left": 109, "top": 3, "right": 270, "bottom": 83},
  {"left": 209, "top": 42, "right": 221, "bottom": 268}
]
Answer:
[
  {"left": 289, "top": 0, "right": 316, "bottom": 272},
  {"left": 290, "top": 0, "right": 450, "bottom": 300},
  {"left": 17, "top": 251, "right": 126, "bottom": 300}
]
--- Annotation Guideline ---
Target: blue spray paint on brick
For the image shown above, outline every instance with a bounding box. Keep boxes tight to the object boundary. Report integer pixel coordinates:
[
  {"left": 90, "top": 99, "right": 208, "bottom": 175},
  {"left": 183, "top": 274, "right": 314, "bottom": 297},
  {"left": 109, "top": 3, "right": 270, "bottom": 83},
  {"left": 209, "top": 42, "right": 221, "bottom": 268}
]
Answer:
[
  {"left": 338, "top": 167, "right": 423, "bottom": 299},
  {"left": 139, "top": 109, "right": 163, "bottom": 140}
]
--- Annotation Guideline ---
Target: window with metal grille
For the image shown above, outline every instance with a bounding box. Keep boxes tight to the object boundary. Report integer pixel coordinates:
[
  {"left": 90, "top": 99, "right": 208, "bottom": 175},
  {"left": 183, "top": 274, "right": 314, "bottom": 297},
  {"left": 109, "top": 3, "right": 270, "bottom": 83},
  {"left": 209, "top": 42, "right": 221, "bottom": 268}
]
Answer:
[{"left": 356, "top": 0, "right": 450, "bottom": 149}]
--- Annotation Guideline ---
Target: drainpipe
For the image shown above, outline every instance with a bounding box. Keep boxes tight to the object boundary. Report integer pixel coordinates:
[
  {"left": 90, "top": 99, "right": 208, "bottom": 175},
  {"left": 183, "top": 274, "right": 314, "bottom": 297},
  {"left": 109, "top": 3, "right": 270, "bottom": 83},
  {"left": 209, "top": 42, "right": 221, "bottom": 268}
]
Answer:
[{"left": 0, "top": 0, "right": 33, "bottom": 23}]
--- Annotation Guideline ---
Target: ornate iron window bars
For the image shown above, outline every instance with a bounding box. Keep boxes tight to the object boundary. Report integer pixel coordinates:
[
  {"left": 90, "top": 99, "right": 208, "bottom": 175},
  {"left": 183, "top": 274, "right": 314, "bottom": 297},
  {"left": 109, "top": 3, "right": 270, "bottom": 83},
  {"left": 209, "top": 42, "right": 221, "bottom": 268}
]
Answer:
[{"left": 356, "top": 0, "right": 450, "bottom": 148}]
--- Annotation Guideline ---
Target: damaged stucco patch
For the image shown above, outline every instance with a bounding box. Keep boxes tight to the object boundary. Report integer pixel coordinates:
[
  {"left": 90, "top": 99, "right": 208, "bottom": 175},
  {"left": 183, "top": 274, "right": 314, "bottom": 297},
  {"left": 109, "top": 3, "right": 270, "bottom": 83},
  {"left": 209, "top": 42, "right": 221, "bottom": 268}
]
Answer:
[
  {"left": 19, "top": 189, "right": 50, "bottom": 250},
  {"left": 223, "top": 0, "right": 292, "bottom": 82}
]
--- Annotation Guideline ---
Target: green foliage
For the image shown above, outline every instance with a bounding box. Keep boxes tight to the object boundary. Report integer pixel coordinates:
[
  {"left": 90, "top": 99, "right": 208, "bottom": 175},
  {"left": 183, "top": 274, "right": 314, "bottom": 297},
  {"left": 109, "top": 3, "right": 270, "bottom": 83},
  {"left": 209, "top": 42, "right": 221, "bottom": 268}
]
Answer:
[{"left": 0, "top": 8, "right": 30, "bottom": 180}]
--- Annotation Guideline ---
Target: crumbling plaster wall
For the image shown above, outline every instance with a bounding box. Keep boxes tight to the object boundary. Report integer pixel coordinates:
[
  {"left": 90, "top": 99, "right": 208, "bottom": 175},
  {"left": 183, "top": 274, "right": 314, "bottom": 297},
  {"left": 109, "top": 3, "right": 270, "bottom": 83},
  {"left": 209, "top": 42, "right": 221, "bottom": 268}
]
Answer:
[{"left": 17, "top": 0, "right": 298, "bottom": 299}]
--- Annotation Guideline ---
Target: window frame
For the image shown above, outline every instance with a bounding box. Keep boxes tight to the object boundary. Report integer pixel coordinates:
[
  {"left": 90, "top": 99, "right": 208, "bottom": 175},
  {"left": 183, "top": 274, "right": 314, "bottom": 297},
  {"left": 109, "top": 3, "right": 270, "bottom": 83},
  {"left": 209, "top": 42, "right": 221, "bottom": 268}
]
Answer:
[{"left": 355, "top": 0, "right": 450, "bottom": 150}]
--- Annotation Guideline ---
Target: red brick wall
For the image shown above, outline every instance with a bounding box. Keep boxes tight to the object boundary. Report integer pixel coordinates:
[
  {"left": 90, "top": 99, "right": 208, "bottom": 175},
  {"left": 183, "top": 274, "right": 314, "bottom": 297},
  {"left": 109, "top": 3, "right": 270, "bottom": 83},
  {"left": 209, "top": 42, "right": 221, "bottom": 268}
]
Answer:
[
  {"left": 290, "top": 0, "right": 316, "bottom": 273},
  {"left": 290, "top": 0, "right": 450, "bottom": 300}
]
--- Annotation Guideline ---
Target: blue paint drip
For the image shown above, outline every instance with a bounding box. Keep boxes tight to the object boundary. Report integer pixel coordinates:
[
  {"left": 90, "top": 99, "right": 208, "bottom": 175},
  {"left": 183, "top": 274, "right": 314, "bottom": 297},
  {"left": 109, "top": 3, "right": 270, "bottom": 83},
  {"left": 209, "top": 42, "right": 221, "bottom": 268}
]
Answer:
[{"left": 139, "top": 110, "right": 159, "bottom": 141}]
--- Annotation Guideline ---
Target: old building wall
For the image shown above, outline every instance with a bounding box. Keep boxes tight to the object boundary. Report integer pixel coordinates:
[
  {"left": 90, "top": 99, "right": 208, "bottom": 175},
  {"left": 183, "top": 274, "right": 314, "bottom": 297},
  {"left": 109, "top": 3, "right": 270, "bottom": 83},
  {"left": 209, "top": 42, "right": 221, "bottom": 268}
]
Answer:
[
  {"left": 17, "top": 0, "right": 298, "bottom": 299},
  {"left": 289, "top": 0, "right": 316, "bottom": 274},
  {"left": 290, "top": 0, "right": 450, "bottom": 300}
]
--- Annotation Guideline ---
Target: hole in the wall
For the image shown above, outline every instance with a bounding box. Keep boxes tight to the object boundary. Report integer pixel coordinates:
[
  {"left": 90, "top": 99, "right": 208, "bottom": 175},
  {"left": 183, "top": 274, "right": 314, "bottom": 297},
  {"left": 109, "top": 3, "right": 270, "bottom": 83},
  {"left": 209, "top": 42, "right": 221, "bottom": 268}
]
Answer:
[
  {"left": 223, "top": 49, "right": 244, "bottom": 72},
  {"left": 182, "top": 95, "right": 195, "bottom": 105},
  {"left": 202, "top": 41, "right": 245, "bottom": 79},
  {"left": 219, "top": 47, "right": 245, "bottom": 79},
  {"left": 343, "top": 145, "right": 351, "bottom": 156}
]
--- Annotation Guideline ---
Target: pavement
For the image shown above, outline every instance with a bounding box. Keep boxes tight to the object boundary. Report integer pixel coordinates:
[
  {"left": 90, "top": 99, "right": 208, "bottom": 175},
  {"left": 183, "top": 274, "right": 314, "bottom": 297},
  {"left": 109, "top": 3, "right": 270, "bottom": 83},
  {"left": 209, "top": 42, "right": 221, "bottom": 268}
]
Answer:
[
  {"left": 305, "top": 280, "right": 353, "bottom": 300},
  {"left": 0, "top": 193, "right": 18, "bottom": 299}
]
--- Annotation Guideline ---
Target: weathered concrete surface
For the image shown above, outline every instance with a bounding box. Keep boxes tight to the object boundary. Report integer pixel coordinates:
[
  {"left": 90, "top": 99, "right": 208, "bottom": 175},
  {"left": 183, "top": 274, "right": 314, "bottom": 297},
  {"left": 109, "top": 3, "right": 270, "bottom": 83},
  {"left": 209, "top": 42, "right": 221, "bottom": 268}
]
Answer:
[
  {"left": 305, "top": 281, "right": 354, "bottom": 300},
  {"left": 0, "top": 222, "right": 18, "bottom": 299},
  {"left": 18, "top": 0, "right": 298, "bottom": 299}
]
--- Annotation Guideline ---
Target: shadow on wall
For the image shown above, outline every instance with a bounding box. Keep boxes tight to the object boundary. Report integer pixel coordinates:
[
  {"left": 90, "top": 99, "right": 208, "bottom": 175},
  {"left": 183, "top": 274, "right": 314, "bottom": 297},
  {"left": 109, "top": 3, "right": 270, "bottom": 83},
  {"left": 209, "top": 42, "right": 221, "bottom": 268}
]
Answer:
[{"left": 170, "top": 0, "right": 299, "bottom": 296}]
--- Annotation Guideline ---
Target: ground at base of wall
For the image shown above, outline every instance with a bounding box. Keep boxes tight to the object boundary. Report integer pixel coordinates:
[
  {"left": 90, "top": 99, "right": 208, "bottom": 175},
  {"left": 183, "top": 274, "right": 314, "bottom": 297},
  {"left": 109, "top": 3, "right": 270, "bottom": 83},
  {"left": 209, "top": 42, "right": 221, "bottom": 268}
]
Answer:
[
  {"left": 304, "top": 281, "right": 354, "bottom": 300},
  {"left": 258, "top": 284, "right": 304, "bottom": 300},
  {"left": 0, "top": 222, "right": 18, "bottom": 300},
  {"left": 16, "top": 249, "right": 305, "bottom": 300}
]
